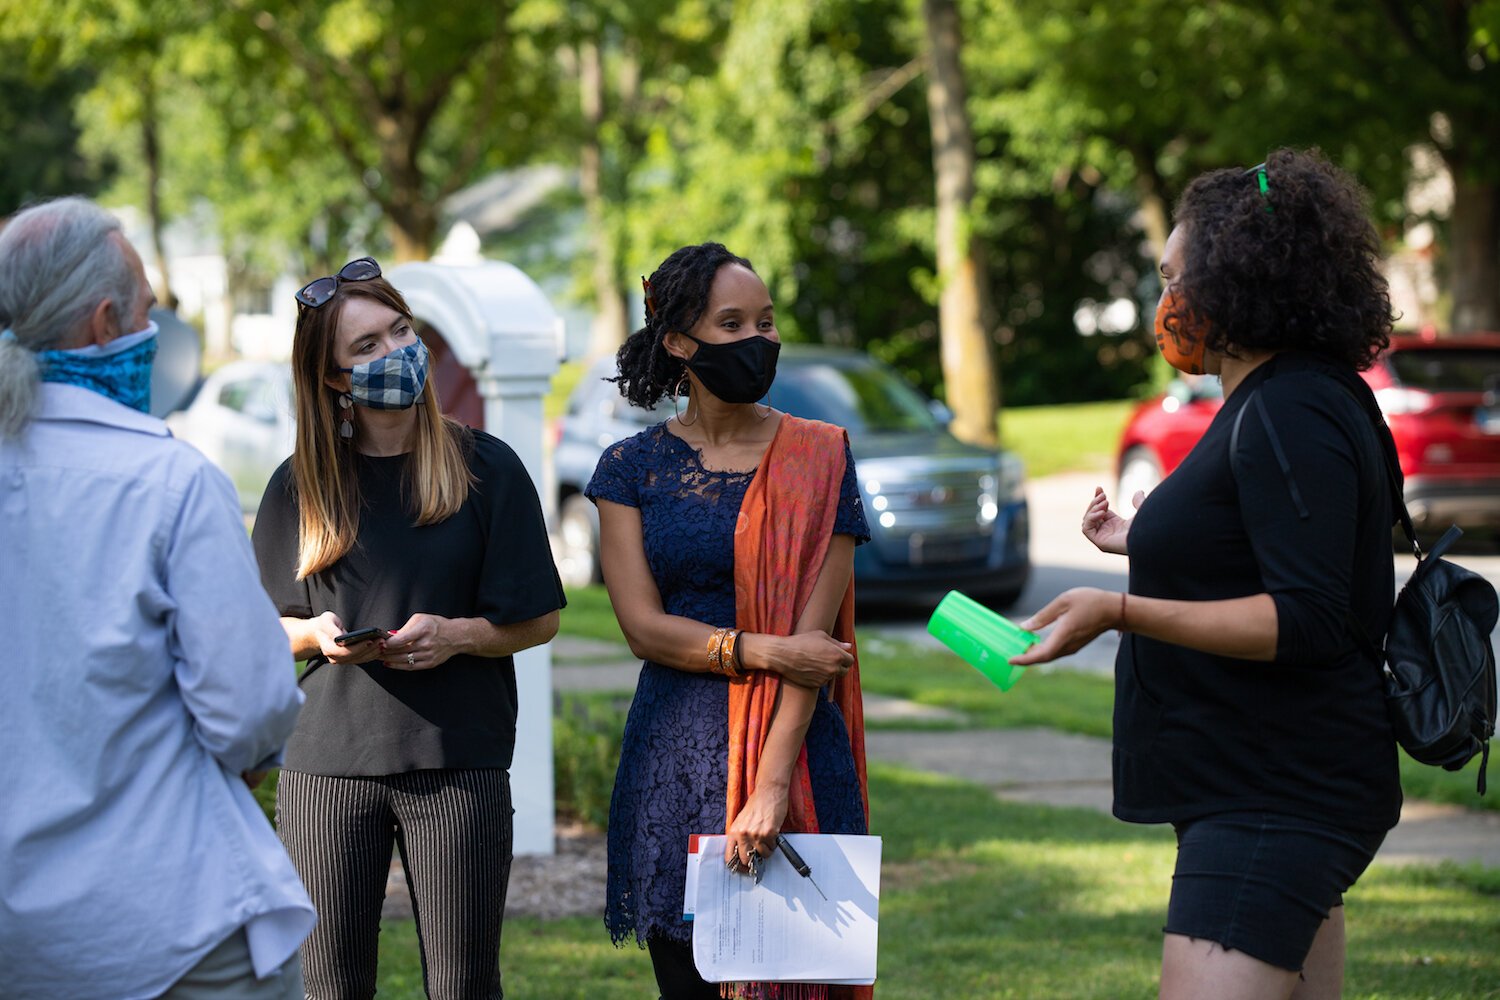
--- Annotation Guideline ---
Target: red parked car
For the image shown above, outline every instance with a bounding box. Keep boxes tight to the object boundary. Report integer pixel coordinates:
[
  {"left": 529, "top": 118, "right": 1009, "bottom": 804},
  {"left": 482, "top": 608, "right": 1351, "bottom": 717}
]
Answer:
[{"left": 1116, "top": 333, "right": 1500, "bottom": 531}]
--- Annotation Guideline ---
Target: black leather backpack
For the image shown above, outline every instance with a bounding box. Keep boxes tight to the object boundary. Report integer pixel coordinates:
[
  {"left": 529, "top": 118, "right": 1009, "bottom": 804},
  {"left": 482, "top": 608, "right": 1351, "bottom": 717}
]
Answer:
[
  {"left": 1367, "top": 524, "right": 1496, "bottom": 793},
  {"left": 1334, "top": 370, "right": 1498, "bottom": 795}
]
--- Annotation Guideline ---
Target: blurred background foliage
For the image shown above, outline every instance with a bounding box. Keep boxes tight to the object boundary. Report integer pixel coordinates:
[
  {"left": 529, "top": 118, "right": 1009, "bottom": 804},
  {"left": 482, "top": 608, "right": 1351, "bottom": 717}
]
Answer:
[{"left": 2, "top": 0, "right": 1498, "bottom": 408}]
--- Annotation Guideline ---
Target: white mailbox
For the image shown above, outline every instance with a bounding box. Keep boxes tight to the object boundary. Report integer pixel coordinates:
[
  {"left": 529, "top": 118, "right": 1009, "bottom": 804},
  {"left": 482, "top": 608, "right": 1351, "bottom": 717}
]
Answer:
[{"left": 390, "top": 261, "right": 564, "bottom": 857}]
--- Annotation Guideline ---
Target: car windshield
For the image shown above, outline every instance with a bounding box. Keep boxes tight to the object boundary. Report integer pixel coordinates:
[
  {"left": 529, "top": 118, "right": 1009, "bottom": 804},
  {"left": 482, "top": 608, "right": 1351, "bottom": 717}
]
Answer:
[
  {"left": 1389, "top": 349, "right": 1500, "bottom": 392},
  {"left": 766, "top": 360, "right": 940, "bottom": 434}
]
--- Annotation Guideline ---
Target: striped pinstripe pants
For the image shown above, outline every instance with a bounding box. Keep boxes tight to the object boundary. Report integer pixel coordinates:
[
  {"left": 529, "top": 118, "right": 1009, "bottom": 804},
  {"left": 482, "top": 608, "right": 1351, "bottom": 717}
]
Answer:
[{"left": 276, "top": 768, "right": 513, "bottom": 1000}]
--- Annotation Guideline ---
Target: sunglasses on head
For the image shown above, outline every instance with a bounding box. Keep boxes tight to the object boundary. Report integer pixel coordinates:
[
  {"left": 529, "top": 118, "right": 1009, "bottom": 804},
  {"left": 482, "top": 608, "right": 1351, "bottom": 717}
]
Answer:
[{"left": 295, "top": 257, "right": 382, "bottom": 309}]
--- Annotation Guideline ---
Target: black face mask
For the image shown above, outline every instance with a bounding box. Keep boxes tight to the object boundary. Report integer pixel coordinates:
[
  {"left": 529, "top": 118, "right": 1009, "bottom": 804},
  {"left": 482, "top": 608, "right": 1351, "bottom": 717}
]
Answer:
[{"left": 683, "top": 334, "right": 780, "bottom": 403}]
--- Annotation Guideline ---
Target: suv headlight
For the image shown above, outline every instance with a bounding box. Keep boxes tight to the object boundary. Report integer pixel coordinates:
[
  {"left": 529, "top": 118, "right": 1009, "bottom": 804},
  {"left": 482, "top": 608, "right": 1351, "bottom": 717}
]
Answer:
[{"left": 996, "top": 453, "right": 1025, "bottom": 501}]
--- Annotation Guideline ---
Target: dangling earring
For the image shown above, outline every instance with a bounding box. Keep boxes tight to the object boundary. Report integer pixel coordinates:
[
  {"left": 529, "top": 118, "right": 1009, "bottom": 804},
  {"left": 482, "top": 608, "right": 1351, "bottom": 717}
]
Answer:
[
  {"left": 673, "top": 374, "right": 697, "bottom": 426},
  {"left": 754, "top": 403, "right": 773, "bottom": 421},
  {"left": 338, "top": 392, "right": 354, "bottom": 440}
]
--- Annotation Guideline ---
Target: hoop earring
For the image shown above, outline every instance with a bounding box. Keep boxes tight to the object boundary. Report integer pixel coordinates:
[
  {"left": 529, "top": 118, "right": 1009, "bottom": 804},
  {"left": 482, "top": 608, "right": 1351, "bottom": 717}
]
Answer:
[
  {"left": 338, "top": 392, "right": 354, "bottom": 439},
  {"left": 754, "top": 403, "right": 773, "bottom": 421},
  {"left": 673, "top": 374, "right": 697, "bottom": 426}
]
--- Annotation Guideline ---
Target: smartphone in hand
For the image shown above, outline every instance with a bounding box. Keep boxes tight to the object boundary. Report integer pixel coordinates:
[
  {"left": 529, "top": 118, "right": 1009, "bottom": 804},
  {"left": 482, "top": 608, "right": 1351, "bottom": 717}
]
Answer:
[{"left": 334, "top": 627, "right": 386, "bottom": 646}]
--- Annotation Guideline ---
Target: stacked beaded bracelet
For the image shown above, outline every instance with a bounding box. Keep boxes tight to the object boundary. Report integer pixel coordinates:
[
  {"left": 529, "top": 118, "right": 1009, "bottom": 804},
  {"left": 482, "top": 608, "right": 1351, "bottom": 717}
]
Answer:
[
  {"left": 706, "top": 627, "right": 744, "bottom": 679},
  {"left": 722, "top": 629, "right": 741, "bottom": 676}
]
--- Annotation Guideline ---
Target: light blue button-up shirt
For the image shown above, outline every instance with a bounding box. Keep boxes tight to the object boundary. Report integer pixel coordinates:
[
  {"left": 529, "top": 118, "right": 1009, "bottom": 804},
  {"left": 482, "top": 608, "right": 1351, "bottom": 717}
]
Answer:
[{"left": 0, "top": 384, "right": 315, "bottom": 999}]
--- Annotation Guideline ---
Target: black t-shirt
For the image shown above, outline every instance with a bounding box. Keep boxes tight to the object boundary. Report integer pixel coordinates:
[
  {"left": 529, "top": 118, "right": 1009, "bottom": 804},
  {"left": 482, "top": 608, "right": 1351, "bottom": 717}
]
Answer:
[
  {"left": 1116, "top": 353, "right": 1402, "bottom": 832},
  {"left": 252, "top": 430, "right": 565, "bottom": 776}
]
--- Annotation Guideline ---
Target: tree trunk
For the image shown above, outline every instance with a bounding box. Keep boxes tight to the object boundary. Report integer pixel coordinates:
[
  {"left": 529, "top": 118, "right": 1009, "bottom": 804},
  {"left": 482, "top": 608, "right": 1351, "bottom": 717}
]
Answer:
[
  {"left": 1445, "top": 164, "right": 1500, "bottom": 332},
  {"left": 922, "top": 0, "right": 1000, "bottom": 447},
  {"left": 140, "top": 76, "right": 178, "bottom": 312},
  {"left": 375, "top": 119, "right": 437, "bottom": 263},
  {"left": 580, "top": 39, "right": 629, "bottom": 356},
  {"left": 388, "top": 221, "right": 435, "bottom": 264},
  {"left": 384, "top": 164, "right": 436, "bottom": 263},
  {"left": 1130, "top": 148, "right": 1171, "bottom": 261}
]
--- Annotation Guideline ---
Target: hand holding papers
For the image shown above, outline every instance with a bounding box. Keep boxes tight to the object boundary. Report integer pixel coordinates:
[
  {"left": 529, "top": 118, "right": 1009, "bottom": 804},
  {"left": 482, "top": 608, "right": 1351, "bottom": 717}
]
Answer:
[{"left": 685, "top": 834, "right": 882, "bottom": 985}]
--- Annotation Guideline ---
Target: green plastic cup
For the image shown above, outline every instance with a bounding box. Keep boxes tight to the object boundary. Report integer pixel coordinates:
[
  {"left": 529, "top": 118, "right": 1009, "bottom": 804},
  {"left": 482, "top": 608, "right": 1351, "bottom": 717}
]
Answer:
[{"left": 926, "top": 590, "right": 1037, "bottom": 691}]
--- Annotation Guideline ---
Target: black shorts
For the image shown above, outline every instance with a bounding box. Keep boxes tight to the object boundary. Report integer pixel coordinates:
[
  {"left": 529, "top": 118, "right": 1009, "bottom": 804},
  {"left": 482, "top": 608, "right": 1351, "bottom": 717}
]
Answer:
[{"left": 1166, "top": 810, "right": 1386, "bottom": 972}]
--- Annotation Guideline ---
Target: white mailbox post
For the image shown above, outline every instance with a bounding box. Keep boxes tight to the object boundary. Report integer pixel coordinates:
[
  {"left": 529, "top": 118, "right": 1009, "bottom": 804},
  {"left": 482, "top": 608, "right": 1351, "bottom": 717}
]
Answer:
[{"left": 390, "top": 261, "right": 564, "bottom": 857}]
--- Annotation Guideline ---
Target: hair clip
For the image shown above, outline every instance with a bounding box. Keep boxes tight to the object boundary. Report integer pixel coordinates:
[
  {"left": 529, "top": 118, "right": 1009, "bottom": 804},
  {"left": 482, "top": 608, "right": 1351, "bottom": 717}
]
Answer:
[
  {"left": 641, "top": 276, "right": 658, "bottom": 319},
  {"left": 1245, "top": 163, "right": 1274, "bottom": 214}
]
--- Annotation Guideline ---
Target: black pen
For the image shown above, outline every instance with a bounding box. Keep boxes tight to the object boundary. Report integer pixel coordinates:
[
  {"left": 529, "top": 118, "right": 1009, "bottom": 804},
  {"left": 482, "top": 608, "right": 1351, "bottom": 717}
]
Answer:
[{"left": 775, "top": 834, "right": 828, "bottom": 901}]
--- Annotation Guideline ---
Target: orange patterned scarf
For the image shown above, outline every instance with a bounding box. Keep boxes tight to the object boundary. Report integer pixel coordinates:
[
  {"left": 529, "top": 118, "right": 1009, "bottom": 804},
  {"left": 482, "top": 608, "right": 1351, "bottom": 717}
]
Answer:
[{"left": 725, "top": 415, "right": 871, "bottom": 1000}]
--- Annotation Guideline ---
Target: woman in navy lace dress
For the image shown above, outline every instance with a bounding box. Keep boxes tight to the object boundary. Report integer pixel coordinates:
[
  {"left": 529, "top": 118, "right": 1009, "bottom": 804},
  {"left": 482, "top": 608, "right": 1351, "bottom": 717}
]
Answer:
[{"left": 586, "top": 243, "right": 870, "bottom": 999}]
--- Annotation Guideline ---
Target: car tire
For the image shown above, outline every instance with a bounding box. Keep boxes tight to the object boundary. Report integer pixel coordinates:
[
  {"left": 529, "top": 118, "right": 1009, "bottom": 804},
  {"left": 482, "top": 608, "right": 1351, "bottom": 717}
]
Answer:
[
  {"left": 556, "top": 494, "right": 601, "bottom": 589},
  {"left": 989, "top": 585, "right": 1025, "bottom": 611},
  {"left": 1117, "top": 447, "right": 1162, "bottom": 502}
]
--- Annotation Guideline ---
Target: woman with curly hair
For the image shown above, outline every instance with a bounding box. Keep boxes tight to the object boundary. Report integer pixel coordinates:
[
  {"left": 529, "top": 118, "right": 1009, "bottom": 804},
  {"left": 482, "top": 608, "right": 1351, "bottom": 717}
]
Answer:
[
  {"left": 586, "top": 243, "right": 871, "bottom": 999},
  {"left": 1012, "top": 148, "right": 1402, "bottom": 1000}
]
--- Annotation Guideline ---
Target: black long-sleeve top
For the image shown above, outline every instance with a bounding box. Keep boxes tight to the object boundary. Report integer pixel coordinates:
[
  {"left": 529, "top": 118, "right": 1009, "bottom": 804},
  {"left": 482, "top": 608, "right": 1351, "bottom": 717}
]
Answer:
[{"left": 1115, "top": 352, "right": 1402, "bottom": 832}]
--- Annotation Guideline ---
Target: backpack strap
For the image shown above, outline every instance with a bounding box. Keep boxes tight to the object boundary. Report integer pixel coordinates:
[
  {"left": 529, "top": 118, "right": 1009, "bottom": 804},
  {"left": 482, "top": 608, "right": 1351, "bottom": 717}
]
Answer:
[
  {"left": 1322, "top": 366, "right": 1423, "bottom": 559},
  {"left": 1322, "top": 369, "right": 1407, "bottom": 665},
  {"left": 1229, "top": 379, "right": 1391, "bottom": 664}
]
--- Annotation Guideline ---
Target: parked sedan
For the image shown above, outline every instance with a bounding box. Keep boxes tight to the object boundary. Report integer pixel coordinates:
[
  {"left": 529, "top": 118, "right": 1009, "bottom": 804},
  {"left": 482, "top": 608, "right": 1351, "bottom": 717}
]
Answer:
[
  {"left": 165, "top": 360, "right": 295, "bottom": 511},
  {"left": 553, "top": 347, "right": 1030, "bottom": 609},
  {"left": 1116, "top": 333, "right": 1500, "bottom": 531}
]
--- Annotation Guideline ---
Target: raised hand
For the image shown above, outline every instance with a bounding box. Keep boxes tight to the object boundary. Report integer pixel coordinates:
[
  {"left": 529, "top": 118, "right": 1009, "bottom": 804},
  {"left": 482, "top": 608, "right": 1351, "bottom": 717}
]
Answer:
[{"left": 1081, "top": 486, "right": 1144, "bottom": 556}]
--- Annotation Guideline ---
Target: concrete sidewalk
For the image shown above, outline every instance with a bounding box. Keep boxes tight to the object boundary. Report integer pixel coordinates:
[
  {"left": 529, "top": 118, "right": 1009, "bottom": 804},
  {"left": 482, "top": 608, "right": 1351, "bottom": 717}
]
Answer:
[{"left": 552, "top": 636, "right": 1500, "bottom": 870}]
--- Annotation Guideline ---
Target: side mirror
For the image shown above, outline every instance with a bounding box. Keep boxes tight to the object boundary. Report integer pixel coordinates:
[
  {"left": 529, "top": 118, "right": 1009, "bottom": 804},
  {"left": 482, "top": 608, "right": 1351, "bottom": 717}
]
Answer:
[{"left": 928, "top": 400, "right": 954, "bottom": 426}]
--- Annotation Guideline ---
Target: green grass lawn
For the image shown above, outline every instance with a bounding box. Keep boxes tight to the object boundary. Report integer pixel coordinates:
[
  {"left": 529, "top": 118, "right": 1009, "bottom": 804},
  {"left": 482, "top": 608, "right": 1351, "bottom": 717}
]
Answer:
[
  {"left": 999, "top": 399, "right": 1138, "bottom": 478},
  {"left": 555, "top": 583, "right": 630, "bottom": 646},
  {"left": 374, "top": 763, "right": 1500, "bottom": 999}
]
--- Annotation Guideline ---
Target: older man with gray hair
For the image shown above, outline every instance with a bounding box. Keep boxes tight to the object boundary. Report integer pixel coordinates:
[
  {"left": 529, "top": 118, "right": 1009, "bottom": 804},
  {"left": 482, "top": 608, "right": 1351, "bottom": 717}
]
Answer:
[{"left": 0, "top": 197, "right": 314, "bottom": 998}]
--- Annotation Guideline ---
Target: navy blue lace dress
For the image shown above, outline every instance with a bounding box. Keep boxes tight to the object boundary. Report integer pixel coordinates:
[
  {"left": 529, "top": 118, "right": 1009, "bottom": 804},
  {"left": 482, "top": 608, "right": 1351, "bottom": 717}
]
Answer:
[{"left": 586, "top": 422, "right": 871, "bottom": 947}]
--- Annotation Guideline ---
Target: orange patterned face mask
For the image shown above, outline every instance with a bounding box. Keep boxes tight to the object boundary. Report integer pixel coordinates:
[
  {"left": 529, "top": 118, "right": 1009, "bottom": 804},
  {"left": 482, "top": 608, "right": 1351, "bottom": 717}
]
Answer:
[{"left": 1153, "top": 289, "right": 1208, "bottom": 375}]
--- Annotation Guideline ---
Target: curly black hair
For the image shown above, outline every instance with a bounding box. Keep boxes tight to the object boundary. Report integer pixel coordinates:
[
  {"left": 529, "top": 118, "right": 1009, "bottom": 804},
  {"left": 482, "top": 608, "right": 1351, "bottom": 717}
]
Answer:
[
  {"left": 611, "top": 242, "right": 755, "bottom": 408},
  {"left": 1169, "top": 147, "right": 1395, "bottom": 370}
]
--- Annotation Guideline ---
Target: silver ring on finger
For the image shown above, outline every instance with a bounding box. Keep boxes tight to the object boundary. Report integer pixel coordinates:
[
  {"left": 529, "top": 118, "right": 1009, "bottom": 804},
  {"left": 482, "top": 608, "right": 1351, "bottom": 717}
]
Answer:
[{"left": 407, "top": 653, "right": 416, "bottom": 666}]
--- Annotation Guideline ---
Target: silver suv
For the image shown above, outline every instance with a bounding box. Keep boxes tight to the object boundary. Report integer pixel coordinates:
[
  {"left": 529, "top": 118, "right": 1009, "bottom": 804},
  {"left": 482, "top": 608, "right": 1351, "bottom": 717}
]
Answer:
[{"left": 553, "top": 347, "right": 1029, "bottom": 610}]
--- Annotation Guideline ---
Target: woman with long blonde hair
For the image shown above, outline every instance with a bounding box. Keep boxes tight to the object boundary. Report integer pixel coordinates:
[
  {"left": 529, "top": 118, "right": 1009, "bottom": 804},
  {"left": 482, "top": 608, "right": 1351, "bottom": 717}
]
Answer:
[{"left": 252, "top": 257, "right": 564, "bottom": 999}]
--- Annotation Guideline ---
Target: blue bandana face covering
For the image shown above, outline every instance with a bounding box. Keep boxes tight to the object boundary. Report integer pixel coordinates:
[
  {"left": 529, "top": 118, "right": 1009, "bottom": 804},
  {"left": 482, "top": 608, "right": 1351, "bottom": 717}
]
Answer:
[
  {"left": 38, "top": 320, "right": 159, "bottom": 413},
  {"left": 339, "top": 337, "right": 429, "bottom": 410}
]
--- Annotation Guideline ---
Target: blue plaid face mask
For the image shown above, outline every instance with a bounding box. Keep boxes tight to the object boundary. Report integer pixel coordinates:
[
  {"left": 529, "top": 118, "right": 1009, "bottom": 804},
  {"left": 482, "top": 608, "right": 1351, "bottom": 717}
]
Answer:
[
  {"left": 38, "top": 319, "right": 159, "bottom": 413},
  {"left": 339, "top": 337, "right": 429, "bottom": 410}
]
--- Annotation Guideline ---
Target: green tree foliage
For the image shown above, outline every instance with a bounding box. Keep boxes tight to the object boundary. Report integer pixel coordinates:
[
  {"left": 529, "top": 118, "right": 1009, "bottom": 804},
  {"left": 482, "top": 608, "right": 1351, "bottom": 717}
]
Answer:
[
  {"left": 217, "top": 0, "right": 557, "bottom": 261},
  {"left": 622, "top": 0, "right": 1157, "bottom": 405},
  {"left": 9, "top": 0, "right": 1495, "bottom": 403},
  {"left": 1329, "top": 0, "right": 1500, "bottom": 330},
  {"left": 0, "top": 47, "right": 108, "bottom": 213},
  {"left": 510, "top": 0, "right": 734, "bottom": 354},
  {"left": 620, "top": 0, "right": 943, "bottom": 378},
  {"left": 0, "top": 0, "right": 205, "bottom": 304}
]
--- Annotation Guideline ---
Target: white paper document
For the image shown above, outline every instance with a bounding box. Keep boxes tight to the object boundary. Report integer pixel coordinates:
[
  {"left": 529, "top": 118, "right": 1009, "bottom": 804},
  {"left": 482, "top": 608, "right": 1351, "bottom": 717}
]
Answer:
[{"left": 686, "top": 833, "right": 881, "bottom": 985}]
